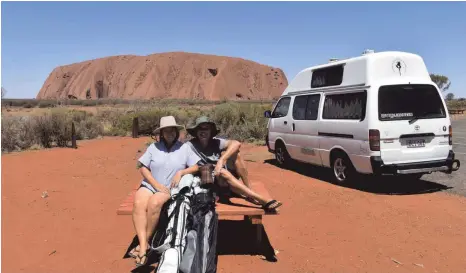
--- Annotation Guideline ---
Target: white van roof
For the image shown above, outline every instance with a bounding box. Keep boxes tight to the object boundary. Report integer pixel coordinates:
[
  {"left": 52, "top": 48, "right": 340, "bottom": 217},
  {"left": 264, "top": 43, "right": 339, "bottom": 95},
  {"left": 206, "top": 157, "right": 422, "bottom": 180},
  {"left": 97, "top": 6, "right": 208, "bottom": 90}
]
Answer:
[{"left": 282, "top": 50, "right": 433, "bottom": 96}]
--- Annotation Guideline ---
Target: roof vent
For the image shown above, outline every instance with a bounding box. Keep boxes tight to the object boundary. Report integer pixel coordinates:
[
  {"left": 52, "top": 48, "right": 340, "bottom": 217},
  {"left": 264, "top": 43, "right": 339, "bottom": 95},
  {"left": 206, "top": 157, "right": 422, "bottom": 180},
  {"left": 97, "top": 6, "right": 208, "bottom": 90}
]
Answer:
[
  {"left": 362, "top": 49, "right": 375, "bottom": 55},
  {"left": 329, "top": 58, "right": 339, "bottom": 63}
]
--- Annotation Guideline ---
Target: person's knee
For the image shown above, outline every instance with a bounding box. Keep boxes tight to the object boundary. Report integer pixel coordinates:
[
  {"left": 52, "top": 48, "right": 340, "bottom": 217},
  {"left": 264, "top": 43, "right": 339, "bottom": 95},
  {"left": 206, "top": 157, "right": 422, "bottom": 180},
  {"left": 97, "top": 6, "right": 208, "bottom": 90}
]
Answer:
[
  {"left": 147, "top": 197, "right": 165, "bottom": 215},
  {"left": 133, "top": 197, "right": 148, "bottom": 213}
]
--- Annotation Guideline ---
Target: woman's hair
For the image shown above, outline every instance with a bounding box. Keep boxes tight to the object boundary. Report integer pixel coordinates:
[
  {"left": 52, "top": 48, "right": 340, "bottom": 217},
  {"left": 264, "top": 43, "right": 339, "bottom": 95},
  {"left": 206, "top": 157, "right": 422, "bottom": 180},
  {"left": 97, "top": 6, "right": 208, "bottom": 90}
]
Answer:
[{"left": 159, "top": 127, "right": 180, "bottom": 145}]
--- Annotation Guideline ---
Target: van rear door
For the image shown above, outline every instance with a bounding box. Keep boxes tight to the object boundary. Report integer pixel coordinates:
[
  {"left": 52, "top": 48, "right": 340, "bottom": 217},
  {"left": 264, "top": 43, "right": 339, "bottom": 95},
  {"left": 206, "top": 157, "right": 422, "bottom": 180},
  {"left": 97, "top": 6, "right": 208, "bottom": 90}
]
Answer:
[{"left": 377, "top": 84, "right": 450, "bottom": 165}]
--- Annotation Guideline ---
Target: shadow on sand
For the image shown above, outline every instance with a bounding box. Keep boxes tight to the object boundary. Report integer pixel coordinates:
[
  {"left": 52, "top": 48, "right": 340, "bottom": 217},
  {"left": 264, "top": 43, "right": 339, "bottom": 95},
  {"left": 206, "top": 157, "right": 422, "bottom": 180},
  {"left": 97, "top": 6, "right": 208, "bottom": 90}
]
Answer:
[
  {"left": 264, "top": 159, "right": 452, "bottom": 195},
  {"left": 124, "top": 214, "right": 277, "bottom": 272}
]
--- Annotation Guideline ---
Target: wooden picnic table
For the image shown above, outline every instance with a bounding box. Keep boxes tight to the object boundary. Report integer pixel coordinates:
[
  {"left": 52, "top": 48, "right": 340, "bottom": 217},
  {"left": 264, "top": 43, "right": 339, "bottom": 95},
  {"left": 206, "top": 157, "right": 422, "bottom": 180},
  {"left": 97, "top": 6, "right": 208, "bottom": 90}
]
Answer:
[{"left": 117, "top": 181, "right": 278, "bottom": 247}]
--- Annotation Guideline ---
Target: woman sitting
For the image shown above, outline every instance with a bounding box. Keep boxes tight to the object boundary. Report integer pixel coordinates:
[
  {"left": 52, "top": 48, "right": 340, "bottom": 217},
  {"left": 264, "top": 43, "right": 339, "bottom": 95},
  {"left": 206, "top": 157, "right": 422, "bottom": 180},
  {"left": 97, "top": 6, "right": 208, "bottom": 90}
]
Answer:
[{"left": 129, "top": 116, "right": 200, "bottom": 267}]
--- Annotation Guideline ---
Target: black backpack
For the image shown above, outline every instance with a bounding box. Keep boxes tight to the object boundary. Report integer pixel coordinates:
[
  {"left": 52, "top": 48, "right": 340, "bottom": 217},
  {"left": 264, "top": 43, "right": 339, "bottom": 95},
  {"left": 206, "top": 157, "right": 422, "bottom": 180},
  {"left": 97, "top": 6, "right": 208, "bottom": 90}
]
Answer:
[{"left": 180, "top": 190, "right": 219, "bottom": 273}]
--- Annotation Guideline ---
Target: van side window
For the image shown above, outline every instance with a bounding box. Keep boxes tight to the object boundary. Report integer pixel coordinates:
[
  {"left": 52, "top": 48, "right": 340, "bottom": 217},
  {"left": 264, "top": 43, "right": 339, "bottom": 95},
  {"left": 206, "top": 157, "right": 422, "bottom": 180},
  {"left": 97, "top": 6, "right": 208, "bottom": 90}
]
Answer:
[
  {"left": 311, "top": 65, "right": 344, "bottom": 88},
  {"left": 292, "top": 94, "right": 321, "bottom": 120},
  {"left": 322, "top": 91, "right": 367, "bottom": 120},
  {"left": 292, "top": 95, "right": 308, "bottom": 120},
  {"left": 306, "top": 94, "right": 320, "bottom": 120},
  {"left": 271, "top": 97, "right": 291, "bottom": 118}
]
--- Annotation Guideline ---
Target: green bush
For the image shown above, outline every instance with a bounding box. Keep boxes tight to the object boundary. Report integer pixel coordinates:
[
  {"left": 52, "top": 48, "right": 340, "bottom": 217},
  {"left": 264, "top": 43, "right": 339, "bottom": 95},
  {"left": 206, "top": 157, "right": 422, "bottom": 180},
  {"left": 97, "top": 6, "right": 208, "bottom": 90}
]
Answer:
[
  {"left": 83, "top": 100, "right": 98, "bottom": 107},
  {"left": 33, "top": 114, "right": 54, "bottom": 148},
  {"left": 75, "top": 116, "right": 103, "bottom": 139},
  {"left": 1, "top": 116, "right": 37, "bottom": 152},
  {"left": 208, "top": 103, "right": 271, "bottom": 141},
  {"left": 38, "top": 101, "right": 56, "bottom": 108},
  {"left": 1, "top": 102, "right": 274, "bottom": 153}
]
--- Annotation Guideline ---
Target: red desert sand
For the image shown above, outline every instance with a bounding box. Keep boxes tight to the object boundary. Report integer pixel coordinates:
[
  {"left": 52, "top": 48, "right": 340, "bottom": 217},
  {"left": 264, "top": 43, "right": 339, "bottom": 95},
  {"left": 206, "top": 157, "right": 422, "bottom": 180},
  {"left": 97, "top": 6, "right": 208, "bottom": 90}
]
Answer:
[{"left": 2, "top": 137, "right": 466, "bottom": 273}]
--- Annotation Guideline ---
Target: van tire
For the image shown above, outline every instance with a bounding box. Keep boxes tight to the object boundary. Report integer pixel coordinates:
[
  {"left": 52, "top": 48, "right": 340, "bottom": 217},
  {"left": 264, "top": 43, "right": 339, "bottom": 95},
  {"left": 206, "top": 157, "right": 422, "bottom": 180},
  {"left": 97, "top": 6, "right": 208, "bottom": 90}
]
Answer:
[
  {"left": 330, "top": 152, "right": 356, "bottom": 184},
  {"left": 275, "top": 142, "right": 291, "bottom": 168}
]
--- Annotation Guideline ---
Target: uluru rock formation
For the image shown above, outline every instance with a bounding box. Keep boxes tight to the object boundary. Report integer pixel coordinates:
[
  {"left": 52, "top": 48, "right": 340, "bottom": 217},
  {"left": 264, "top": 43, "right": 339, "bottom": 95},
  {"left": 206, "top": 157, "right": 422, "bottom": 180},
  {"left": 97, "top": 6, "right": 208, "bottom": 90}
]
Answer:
[{"left": 36, "top": 52, "right": 288, "bottom": 101}]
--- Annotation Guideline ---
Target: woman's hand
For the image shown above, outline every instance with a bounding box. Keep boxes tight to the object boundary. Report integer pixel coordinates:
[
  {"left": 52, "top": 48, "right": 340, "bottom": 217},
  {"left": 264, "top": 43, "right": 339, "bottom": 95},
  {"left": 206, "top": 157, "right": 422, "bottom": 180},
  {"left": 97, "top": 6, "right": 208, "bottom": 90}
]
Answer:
[
  {"left": 157, "top": 185, "right": 170, "bottom": 194},
  {"left": 170, "top": 171, "right": 184, "bottom": 189}
]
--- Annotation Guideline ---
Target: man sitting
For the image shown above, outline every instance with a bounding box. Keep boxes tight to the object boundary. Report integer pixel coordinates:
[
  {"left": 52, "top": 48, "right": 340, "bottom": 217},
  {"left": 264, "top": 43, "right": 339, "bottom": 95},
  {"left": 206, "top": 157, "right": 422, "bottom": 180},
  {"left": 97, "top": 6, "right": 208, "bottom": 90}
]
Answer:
[{"left": 185, "top": 116, "right": 282, "bottom": 211}]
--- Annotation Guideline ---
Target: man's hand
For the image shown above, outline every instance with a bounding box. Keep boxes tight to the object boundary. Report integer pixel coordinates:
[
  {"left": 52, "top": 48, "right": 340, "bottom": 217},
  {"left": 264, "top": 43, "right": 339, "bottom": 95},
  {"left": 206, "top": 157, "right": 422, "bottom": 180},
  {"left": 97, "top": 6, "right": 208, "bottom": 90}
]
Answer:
[
  {"left": 214, "top": 159, "right": 225, "bottom": 177},
  {"left": 170, "top": 171, "right": 184, "bottom": 189}
]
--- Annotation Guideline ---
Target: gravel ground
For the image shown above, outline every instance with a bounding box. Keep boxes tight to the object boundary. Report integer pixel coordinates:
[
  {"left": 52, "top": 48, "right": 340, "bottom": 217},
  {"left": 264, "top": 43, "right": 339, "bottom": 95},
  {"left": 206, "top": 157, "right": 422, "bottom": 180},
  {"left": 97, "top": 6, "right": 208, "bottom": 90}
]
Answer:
[{"left": 422, "top": 117, "right": 466, "bottom": 197}]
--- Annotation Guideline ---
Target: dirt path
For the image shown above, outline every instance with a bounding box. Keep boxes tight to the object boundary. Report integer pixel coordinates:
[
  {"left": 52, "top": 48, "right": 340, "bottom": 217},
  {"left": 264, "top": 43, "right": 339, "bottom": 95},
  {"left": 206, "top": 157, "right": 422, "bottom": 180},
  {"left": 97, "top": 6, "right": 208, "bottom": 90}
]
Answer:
[{"left": 2, "top": 137, "right": 466, "bottom": 273}]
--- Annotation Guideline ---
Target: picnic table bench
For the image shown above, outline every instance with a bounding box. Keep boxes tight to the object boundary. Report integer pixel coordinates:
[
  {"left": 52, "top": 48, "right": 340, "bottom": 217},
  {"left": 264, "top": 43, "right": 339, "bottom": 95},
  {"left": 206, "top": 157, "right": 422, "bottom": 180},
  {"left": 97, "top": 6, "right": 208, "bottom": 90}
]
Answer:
[
  {"left": 449, "top": 109, "right": 465, "bottom": 115},
  {"left": 117, "top": 181, "right": 278, "bottom": 248}
]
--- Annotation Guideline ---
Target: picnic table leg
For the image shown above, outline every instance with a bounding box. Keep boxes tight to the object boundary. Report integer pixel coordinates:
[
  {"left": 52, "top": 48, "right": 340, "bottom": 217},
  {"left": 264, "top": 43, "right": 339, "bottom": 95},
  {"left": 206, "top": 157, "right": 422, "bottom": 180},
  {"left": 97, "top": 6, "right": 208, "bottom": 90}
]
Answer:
[
  {"left": 256, "top": 223, "right": 263, "bottom": 251},
  {"left": 244, "top": 215, "right": 263, "bottom": 252}
]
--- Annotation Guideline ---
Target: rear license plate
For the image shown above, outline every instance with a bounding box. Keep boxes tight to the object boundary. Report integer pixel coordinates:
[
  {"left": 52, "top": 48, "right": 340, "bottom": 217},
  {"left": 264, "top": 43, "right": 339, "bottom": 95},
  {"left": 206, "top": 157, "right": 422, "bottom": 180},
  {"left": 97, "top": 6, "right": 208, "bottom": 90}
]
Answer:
[{"left": 407, "top": 139, "right": 426, "bottom": 148}]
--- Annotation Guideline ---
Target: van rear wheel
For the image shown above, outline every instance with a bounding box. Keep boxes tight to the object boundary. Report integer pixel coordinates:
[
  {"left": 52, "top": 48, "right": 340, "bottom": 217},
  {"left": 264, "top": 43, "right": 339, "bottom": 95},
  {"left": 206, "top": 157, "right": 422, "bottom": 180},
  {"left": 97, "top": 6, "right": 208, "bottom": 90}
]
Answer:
[{"left": 331, "top": 153, "right": 355, "bottom": 184}]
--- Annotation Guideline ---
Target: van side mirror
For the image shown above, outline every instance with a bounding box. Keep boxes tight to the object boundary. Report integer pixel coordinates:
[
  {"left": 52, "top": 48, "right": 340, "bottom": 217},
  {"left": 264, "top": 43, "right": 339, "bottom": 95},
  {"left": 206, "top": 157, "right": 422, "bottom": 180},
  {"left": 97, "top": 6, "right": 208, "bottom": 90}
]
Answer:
[{"left": 264, "top": 110, "right": 272, "bottom": 118}]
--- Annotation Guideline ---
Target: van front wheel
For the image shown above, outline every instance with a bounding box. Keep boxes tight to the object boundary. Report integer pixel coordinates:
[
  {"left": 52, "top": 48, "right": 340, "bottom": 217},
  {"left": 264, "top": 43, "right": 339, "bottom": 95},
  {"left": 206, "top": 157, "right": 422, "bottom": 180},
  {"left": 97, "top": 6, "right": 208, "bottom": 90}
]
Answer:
[
  {"left": 275, "top": 142, "right": 291, "bottom": 168},
  {"left": 331, "top": 154, "right": 355, "bottom": 184}
]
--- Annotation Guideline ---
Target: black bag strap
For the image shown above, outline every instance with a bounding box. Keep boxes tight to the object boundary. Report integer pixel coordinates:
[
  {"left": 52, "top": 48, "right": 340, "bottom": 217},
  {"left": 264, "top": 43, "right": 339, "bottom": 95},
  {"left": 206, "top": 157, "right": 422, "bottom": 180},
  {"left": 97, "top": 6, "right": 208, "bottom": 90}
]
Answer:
[{"left": 187, "top": 141, "right": 210, "bottom": 164}]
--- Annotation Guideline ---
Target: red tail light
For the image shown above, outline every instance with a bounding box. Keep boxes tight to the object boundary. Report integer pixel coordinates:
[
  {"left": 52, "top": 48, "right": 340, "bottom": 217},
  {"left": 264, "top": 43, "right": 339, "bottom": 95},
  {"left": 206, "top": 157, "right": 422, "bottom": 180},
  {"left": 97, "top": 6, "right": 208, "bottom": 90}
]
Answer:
[
  {"left": 449, "top": 125, "right": 453, "bottom": 145},
  {"left": 369, "top": 129, "right": 380, "bottom": 151}
]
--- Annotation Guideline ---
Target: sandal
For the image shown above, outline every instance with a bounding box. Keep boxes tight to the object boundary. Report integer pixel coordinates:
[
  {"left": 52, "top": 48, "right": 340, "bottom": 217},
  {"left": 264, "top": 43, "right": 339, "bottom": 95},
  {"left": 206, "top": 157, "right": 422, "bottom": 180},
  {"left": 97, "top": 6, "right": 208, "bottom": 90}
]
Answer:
[
  {"left": 135, "top": 253, "right": 148, "bottom": 267},
  {"left": 128, "top": 245, "right": 140, "bottom": 259},
  {"left": 262, "top": 200, "right": 282, "bottom": 211},
  {"left": 129, "top": 244, "right": 150, "bottom": 259}
]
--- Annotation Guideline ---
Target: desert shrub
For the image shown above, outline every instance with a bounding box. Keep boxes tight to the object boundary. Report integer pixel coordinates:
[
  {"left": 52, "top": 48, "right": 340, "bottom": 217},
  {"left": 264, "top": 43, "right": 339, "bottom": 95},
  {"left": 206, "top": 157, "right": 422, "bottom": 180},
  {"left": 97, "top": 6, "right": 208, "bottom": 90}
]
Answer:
[
  {"left": 1, "top": 116, "right": 37, "bottom": 152},
  {"left": 33, "top": 114, "right": 54, "bottom": 148},
  {"left": 96, "top": 108, "right": 129, "bottom": 136},
  {"left": 2, "top": 102, "right": 274, "bottom": 153},
  {"left": 68, "top": 109, "right": 93, "bottom": 123},
  {"left": 83, "top": 100, "right": 98, "bottom": 107},
  {"left": 207, "top": 103, "right": 271, "bottom": 141},
  {"left": 75, "top": 116, "right": 103, "bottom": 139},
  {"left": 50, "top": 110, "right": 71, "bottom": 147},
  {"left": 30, "top": 110, "right": 81, "bottom": 148},
  {"left": 135, "top": 108, "right": 174, "bottom": 135},
  {"left": 38, "top": 101, "right": 56, "bottom": 108},
  {"left": 6, "top": 99, "right": 38, "bottom": 107},
  {"left": 68, "top": 100, "right": 84, "bottom": 106},
  {"left": 110, "top": 114, "right": 135, "bottom": 136},
  {"left": 23, "top": 103, "right": 34, "bottom": 108}
]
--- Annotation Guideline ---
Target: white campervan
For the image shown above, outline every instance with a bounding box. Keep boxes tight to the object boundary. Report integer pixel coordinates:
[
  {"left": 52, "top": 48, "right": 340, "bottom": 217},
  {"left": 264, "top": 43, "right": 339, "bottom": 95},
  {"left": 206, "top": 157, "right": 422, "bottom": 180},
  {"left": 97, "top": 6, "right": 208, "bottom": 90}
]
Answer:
[{"left": 264, "top": 50, "right": 460, "bottom": 183}]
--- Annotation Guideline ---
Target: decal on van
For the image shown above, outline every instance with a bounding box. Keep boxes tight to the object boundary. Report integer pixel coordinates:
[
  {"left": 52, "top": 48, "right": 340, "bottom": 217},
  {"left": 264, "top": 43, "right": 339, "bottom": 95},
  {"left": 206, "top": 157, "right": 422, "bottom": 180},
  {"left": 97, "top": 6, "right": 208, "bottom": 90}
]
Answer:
[
  {"left": 301, "top": 147, "right": 316, "bottom": 155},
  {"left": 392, "top": 59, "right": 407, "bottom": 76},
  {"left": 380, "top": 112, "right": 414, "bottom": 119}
]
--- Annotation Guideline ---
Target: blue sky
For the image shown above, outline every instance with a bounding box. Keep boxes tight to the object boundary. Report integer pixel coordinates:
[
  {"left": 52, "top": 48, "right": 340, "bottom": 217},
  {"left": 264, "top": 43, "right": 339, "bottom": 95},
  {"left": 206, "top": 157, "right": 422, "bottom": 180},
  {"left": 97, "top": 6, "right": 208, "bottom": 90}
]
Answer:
[{"left": 2, "top": 1, "right": 466, "bottom": 99}]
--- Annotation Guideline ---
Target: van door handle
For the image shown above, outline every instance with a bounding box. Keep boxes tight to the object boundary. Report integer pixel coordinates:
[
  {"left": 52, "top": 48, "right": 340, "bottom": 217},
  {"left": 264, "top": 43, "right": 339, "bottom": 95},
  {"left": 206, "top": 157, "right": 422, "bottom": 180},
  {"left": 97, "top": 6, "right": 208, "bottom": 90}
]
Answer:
[
  {"left": 292, "top": 123, "right": 295, "bottom": 131},
  {"left": 284, "top": 121, "right": 287, "bottom": 125}
]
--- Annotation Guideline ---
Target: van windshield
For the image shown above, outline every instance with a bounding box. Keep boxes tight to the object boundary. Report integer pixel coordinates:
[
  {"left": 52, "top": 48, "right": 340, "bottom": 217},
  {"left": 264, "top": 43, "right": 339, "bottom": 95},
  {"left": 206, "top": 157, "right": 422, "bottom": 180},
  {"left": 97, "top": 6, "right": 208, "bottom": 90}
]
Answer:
[{"left": 378, "top": 84, "right": 446, "bottom": 121}]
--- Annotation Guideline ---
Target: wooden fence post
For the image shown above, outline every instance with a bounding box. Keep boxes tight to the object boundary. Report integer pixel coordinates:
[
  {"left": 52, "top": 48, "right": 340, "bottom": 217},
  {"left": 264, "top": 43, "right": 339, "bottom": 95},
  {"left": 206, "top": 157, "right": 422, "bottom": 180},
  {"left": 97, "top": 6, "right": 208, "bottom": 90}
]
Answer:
[
  {"left": 71, "top": 122, "right": 77, "bottom": 149},
  {"left": 132, "top": 117, "right": 139, "bottom": 138}
]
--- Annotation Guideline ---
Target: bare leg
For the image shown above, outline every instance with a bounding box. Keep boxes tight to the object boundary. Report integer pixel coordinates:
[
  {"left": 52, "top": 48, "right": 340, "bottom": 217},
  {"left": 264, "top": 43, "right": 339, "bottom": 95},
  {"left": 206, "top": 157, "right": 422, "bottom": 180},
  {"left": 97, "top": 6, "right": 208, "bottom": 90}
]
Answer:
[
  {"left": 233, "top": 152, "right": 251, "bottom": 188},
  {"left": 131, "top": 187, "right": 153, "bottom": 258},
  {"left": 219, "top": 169, "right": 271, "bottom": 205},
  {"left": 136, "top": 192, "right": 170, "bottom": 264}
]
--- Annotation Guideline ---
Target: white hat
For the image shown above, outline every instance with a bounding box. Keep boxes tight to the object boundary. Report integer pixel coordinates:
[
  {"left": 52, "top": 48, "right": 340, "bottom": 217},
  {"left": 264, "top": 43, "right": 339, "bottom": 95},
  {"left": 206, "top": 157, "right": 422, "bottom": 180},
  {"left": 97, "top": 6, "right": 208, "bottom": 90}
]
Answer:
[{"left": 153, "top": 116, "right": 184, "bottom": 134}]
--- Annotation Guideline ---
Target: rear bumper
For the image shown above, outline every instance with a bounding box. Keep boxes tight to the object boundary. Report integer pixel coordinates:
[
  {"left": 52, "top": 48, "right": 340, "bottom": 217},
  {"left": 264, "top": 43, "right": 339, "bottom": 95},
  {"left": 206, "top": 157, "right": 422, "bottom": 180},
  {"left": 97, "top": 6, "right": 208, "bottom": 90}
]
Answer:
[{"left": 370, "top": 150, "right": 460, "bottom": 175}]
